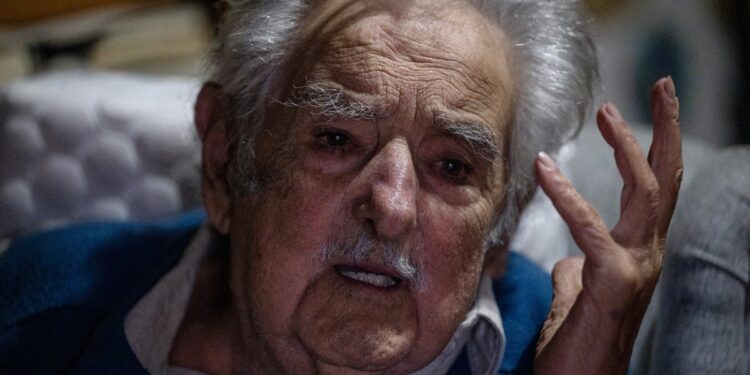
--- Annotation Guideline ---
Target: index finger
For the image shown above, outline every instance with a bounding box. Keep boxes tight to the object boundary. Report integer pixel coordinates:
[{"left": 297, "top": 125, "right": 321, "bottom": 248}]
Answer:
[{"left": 535, "top": 152, "right": 618, "bottom": 262}]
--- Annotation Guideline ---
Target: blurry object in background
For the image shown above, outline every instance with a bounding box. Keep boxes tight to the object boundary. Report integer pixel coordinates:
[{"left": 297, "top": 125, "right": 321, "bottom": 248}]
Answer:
[
  {"left": 592, "top": 0, "right": 740, "bottom": 145},
  {"left": 89, "top": 3, "right": 211, "bottom": 75},
  {"left": 635, "top": 28, "right": 687, "bottom": 124},
  {"left": 0, "top": 71, "right": 202, "bottom": 243},
  {"left": 0, "top": 1, "right": 211, "bottom": 83},
  {"left": 583, "top": 0, "right": 631, "bottom": 19},
  {"left": 0, "top": 47, "right": 32, "bottom": 84},
  {"left": 719, "top": 0, "right": 750, "bottom": 144},
  {"left": 0, "top": 0, "right": 169, "bottom": 25},
  {"left": 0, "top": 5, "right": 136, "bottom": 82}
]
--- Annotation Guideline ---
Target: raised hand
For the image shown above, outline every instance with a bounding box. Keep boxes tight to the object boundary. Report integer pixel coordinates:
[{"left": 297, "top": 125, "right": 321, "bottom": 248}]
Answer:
[{"left": 533, "top": 77, "right": 682, "bottom": 374}]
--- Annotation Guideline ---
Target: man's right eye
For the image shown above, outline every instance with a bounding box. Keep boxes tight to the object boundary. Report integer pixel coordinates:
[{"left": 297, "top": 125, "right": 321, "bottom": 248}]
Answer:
[
  {"left": 318, "top": 131, "right": 349, "bottom": 147},
  {"left": 313, "top": 129, "right": 356, "bottom": 154}
]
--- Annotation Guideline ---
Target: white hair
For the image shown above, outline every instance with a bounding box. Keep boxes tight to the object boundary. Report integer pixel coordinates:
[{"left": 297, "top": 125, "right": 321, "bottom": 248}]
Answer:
[{"left": 208, "top": 0, "right": 598, "bottom": 249}]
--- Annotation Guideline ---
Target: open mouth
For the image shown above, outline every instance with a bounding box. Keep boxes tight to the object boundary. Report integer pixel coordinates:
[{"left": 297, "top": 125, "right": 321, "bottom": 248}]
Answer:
[{"left": 335, "top": 265, "right": 400, "bottom": 288}]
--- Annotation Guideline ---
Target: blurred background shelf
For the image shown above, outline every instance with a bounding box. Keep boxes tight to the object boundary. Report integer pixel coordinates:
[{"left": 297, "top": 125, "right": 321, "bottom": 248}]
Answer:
[
  {"left": 0, "top": 0, "right": 212, "bottom": 80},
  {"left": 0, "top": 0, "right": 747, "bottom": 144}
]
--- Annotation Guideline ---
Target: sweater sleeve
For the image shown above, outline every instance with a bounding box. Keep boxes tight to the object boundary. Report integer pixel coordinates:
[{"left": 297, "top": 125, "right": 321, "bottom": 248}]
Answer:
[
  {"left": 649, "top": 147, "right": 750, "bottom": 375},
  {"left": 0, "top": 211, "right": 205, "bottom": 374},
  {"left": 495, "top": 252, "right": 553, "bottom": 374}
]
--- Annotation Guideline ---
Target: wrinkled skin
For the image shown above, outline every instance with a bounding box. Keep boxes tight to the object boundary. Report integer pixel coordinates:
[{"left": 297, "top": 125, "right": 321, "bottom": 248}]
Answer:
[
  {"left": 174, "top": 0, "right": 683, "bottom": 374},
  {"left": 188, "top": 1, "right": 515, "bottom": 374}
]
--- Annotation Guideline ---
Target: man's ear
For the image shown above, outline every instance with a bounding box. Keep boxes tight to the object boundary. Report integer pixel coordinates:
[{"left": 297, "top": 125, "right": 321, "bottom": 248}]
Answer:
[
  {"left": 483, "top": 238, "right": 510, "bottom": 278},
  {"left": 196, "top": 82, "right": 232, "bottom": 234}
]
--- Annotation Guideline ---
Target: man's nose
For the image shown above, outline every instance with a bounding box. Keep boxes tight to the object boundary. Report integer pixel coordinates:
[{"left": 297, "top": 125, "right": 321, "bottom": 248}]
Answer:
[{"left": 356, "top": 139, "right": 418, "bottom": 240}]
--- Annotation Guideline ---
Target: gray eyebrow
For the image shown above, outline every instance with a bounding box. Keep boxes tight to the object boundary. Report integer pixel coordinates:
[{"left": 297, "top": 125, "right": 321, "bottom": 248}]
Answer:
[
  {"left": 435, "top": 113, "right": 501, "bottom": 162},
  {"left": 282, "top": 82, "right": 385, "bottom": 120}
]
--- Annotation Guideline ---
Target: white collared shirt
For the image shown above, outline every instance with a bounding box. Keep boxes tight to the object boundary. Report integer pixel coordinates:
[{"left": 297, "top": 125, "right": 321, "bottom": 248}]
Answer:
[{"left": 124, "top": 224, "right": 506, "bottom": 375}]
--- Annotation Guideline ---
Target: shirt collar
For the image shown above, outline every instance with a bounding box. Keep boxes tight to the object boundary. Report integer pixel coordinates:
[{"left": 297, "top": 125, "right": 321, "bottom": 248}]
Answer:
[
  {"left": 410, "top": 273, "right": 506, "bottom": 375},
  {"left": 124, "top": 223, "right": 214, "bottom": 374}
]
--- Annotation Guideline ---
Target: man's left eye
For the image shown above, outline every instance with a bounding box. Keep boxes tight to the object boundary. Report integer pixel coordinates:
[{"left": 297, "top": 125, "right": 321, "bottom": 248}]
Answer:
[{"left": 436, "top": 158, "right": 472, "bottom": 181}]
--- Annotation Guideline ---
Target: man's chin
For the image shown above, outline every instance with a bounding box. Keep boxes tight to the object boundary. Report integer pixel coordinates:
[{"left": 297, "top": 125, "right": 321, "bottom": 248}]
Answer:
[
  {"left": 293, "top": 270, "right": 419, "bottom": 372},
  {"left": 306, "top": 326, "right": 414, "bottom": 372}
]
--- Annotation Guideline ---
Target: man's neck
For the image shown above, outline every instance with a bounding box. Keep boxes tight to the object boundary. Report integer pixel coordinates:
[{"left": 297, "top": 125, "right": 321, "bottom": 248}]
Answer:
[{"left": 169, "top": 246, "right": 239, "bottom": 374}]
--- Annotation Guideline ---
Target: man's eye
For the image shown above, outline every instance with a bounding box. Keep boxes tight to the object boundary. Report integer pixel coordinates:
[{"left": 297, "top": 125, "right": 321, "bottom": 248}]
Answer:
[
  {"left": 437, "top": 158, "right": 472, "bottom": 181},
  {"left": 315, "top": 130, "right": 350, "bottom": 148},
  {"left": 324, "top": 132, "right": 349, "bottom": 146}
]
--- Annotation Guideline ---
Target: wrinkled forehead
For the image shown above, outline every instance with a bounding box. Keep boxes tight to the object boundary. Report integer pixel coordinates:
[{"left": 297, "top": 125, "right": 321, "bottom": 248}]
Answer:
[
  {"left": 282, "top": 0, "right": 514, "bottom": 128},
  {"left": 302, "top": 0, "right": 510, "bottom": 66}
]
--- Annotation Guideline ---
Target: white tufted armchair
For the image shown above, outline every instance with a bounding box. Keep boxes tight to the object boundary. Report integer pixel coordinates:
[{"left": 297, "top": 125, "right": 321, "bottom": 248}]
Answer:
[{"left": 0, "top": 71, "right": 203, "bottom": 248}]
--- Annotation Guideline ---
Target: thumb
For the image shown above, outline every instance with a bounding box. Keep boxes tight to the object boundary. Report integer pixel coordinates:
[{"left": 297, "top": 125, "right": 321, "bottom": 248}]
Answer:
[{"left": 536, "top": 257, "right": 584, "bottom": 356}]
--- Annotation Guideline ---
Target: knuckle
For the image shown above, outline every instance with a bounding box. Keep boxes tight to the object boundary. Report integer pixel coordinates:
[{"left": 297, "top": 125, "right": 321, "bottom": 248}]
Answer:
[
  {"left": 642, "top": 175, "right": 660, "bottom": 201},
  {"left": 574, "top": 200, "right": 600, "bottom": 226},
  {"left": 612, "top": 261, "right": 642, "bottom": 292},
  {"left": 622, "top": 129, "right": 638, "bottom": 146},
  {"left": 578, "top": 198, "right": 595, "bottom": 216},
  {"left": 620, "top": 269, "right": 641, "bottom": 292},
  {"left": 574, "top": 217, "right": 609, "bottom": 247},
  {"left": 558, "top": 182, "right": 577, "bottom": 200},
  {"left": 586, "top": 223, "right": 611, "bottom": 246}
]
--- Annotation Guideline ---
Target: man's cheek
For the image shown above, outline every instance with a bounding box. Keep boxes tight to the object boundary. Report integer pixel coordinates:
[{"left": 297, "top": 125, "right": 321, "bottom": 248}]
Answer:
[
  {"left": 418, "top": 206, "right": 485, "bottom": 292},
  {"left": 231, "top": 232, "right": 328, "bottom": 359},
  {"left": 418, "top": 199, "right": 489, "bottom": 266},
  {"left": 419, "top": 232, "right": 484, "bottom": 299}
]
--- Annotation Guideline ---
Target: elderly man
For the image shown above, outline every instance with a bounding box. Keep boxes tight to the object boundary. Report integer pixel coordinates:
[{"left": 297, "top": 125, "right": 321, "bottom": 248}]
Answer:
[{"left": 0, "top": 0, "right": 682, "bottom": 374}]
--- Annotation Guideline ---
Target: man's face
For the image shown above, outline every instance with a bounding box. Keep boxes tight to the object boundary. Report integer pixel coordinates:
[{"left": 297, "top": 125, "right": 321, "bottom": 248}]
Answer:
[{"left": 220, "top": 1, "right": 513, "bottom": 373}]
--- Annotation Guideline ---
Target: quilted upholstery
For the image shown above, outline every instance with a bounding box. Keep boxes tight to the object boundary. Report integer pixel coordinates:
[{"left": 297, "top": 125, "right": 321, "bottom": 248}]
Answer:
[{"left": 0, "top": 71, "right": 202, "bottom": 241}]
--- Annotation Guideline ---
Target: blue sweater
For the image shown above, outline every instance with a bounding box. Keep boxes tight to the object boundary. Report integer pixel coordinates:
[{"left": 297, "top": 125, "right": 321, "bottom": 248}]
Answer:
[{"left": 0, "top": 211, "right": 551, "bottom": 374}]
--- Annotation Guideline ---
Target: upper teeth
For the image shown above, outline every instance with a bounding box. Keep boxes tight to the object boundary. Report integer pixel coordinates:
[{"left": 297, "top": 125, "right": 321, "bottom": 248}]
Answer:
[{"left": 340, "top": 270, "right": 397, "bottom": 287}]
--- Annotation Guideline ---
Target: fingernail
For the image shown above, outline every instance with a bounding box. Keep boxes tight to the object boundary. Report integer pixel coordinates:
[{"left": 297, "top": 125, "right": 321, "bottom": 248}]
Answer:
[
  {"left": 605, "top": 103, "right": 622, "bottom": 121},
  {"left": 538, "top": 151, "right": 556, "bottom": 170},
  {"left": 664, "top": 76, "right": 676, "bottom": 99}
]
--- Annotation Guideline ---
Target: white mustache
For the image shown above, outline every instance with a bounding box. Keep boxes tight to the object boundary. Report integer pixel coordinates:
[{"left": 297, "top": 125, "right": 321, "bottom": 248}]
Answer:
[{"left": 324, "top": 232, "right": 420, "bottom": 285}]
